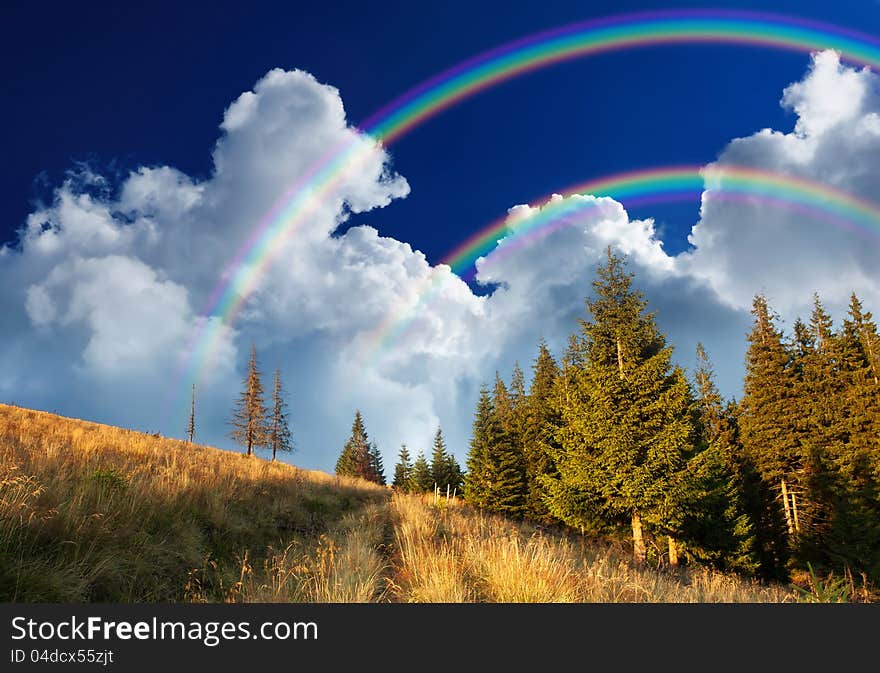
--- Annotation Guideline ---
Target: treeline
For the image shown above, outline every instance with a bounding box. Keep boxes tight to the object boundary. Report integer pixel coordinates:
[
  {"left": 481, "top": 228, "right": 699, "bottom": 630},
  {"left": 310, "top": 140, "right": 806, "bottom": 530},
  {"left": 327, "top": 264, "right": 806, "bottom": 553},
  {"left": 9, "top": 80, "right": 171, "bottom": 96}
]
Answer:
[
  {"left": 391, "top": 429, "right": 463, "bottom": 494},
  {"left": 333, "top": 411, "right": 464, "bottom": 493},
  {"left": 463, "top": 248, "right": 880, "bottom": 584}
]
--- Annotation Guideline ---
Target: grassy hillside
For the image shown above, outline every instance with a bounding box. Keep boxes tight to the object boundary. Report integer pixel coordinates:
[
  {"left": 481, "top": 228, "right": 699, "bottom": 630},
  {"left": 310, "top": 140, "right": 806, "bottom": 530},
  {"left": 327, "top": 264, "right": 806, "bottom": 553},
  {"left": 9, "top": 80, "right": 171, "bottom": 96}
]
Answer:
[
  {"left": 2, "top": 403, "right": 840, "bottom": 603},
  {"left": 0, "top": 403, "right": 389, "bottom": 602},
  {"left": 390, "top": 493, "right": 799, "bottom": 602}
]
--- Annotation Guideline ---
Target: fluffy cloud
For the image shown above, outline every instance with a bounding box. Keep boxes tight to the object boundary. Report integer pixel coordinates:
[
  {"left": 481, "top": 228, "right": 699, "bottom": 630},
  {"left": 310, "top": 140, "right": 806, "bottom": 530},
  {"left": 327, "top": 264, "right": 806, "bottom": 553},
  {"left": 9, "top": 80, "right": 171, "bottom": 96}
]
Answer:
[
  {"left": 2, "top": 51, "right": 879, "bottom": 474},
  {"left": 0, "top": 68, "right": 486, "bottom": 467},
  {"left": 681, "top": 51, "right": 880, "bottom": 317}
]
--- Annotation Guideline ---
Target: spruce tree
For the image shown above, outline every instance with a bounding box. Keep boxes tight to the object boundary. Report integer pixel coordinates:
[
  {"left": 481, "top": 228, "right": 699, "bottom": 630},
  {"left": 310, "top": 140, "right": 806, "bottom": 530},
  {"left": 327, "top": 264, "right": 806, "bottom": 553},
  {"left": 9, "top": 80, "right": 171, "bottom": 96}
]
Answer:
[
  {"left": 522, "top": 340, "right": 560, "bottom": 522},
  {"left": 542, "top": 335, "right": 606, "bottom": 535},
  {"left": 269, "top": 369, "right": 294, "bottom": 461},
  {"left": 428, "top": 427, "right": 463, "bottom": 494},
  {"left": 442, "top": 451, "right": 463, "bottom": 496},
  {"left": 738, "top": 295, "right": 796, "bottom": 578},
  {"left": 789, "top": 295, "right": 849, "bottom": 566},
  {"left": 544, "top": 248, "right": 694, "bottom": 566},
  {"left": 430, "top": 428, "right": 450, "bottom": 491},
  {"left": 682, "top": 343, "right": 760, "bottom": 574},
  {"left": 411, "top": 452, "right": 433, "bottom": 493},
  {"left": 464, "top": 386, "right": 495, "bottom": 509},
  {"left": 336, "top": 411, "right": 379, "bottom": 483},
  {"left": 187, "top": 383, "right": 196, "bottom": 443},
  {"left": 489, "top": 374, "right": 528, "bottom": 516},
  {"left": 841, "top": 293, "right": 880, "bottom": 459},
  {"left": 229, "top": 344, "right": 270, "bottom": 457},
  {"left": 819, "top": 293, "right": 880, "bottom": 581},
  {"left": 369, "top": 443, "right": 386, "bottom": 486},
  {"left": 393, "top": 445, "right": 415, "bottom": 492}
]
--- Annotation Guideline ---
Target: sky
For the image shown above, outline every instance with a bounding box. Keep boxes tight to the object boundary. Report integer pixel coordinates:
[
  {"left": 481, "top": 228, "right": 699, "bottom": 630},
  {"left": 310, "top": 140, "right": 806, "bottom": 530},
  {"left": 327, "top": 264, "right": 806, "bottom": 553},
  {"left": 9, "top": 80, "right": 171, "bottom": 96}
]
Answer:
[{"left": 2, "top": 0, "right": 880, "bottom": 473}]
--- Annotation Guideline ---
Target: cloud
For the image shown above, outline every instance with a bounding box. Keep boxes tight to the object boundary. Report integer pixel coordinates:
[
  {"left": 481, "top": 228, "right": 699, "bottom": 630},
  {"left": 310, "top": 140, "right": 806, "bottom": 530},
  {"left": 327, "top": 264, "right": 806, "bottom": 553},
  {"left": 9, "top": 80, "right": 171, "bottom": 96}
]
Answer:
[
  {"left": 0, "top": 67, "right": 483, "bottom": 469},
  {"left": 466, "top": 50, "right": 880, "bottom": 405},
  {"left": 2, "top": 51, "right": 879, "bottom": 474},
  {"left": 680, "top": 51, "right": 880, "bottom": 318}
]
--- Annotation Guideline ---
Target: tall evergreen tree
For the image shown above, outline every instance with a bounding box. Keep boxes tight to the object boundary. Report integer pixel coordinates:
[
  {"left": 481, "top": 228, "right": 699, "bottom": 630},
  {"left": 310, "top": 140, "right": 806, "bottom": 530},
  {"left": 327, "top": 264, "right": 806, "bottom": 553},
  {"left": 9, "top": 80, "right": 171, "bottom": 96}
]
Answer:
[
  {"left": 812, "top": 294, "right": 880, "bottom": 580},
  {"left": 427, "top": 427, "right": 463, "bottom": 494},
  {"left": 229, "top": 344, "right": 270, "bottom": 457},
  {"left": 463, "top": 382, "right": 528, "bottom": 515},
  {"left": 841, "top": 293, "right": 880, "bottom": 457},
  {"left": 522, "top": 340, "right": 561, "bottom": 522},
  {"left": 411, "top": 451, "right": 433, "bottom": 493},
  {"left": 682, "top": 343, "right": 760, "bottom": 574},
  {"left": 392, "top": 445, "right": 415, "bottom": 492},
  {"left": 430, "top": 428, "right": 450, "bottom": 490},
  {"left": 369, "top": 443, "right": 386, "bottom": 486},
  {"left": 489, "top": 373, "right": 528, "bottom": 516},
  {"left": 269, "top": 369, "right": 294, "bottom": 462},
  {"left": 789, "top": 296, "right": 849, "bottom": 565},
  {"left": 336, "top": 411, "right": 381, "bottom": 483},
  {"left": 738, "top": 295, "right": 796, "bottom": 578},
  {"left": 187, "top": 383, "right": 196, "bottom": 444},
  {"left": 464, "top": 386, "right": 495, "bottom": 509},
  {"left": 544, "top": 248, "right": 694, "bottom": 566}
]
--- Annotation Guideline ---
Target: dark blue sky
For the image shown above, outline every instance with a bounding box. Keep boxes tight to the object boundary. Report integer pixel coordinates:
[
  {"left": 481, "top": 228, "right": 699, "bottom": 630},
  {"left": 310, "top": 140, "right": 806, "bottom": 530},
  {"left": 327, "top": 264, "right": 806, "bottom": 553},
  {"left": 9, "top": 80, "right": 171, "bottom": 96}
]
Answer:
[{"left": 2, "top": 0, "right": 878, "bottom": 268}]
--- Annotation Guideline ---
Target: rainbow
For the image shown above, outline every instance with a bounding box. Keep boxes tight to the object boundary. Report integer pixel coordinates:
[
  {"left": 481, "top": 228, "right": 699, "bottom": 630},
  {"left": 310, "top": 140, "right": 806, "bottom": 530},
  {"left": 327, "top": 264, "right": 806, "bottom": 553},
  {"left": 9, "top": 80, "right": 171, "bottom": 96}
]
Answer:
[
  {"left": 170, "top": 9, "right": 880, "bottom": 426},
  {"left": 359, "top": 165, "right": 880, "bottom": 367}
]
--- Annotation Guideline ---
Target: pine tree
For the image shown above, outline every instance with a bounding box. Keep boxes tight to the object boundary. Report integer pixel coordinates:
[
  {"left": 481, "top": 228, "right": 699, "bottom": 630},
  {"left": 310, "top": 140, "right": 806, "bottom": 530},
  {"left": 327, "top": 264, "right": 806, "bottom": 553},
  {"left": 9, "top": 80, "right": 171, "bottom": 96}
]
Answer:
[
  {"left": 187, "top": 383, "right": 196, "bottom": 443},
  {"left": 411, "top": 451, "right": 433, "bottom": 493},
  {"left": 816, "top": 293, "right": 880, "bottom": 581},
  {"left": 488, "top": 373, "right": 528, "bottom": 516},
  {"left": 430, "top": 427, "right": 450, "bottom": 491},
  {"left": 369, "top": 443, "right": 386, "bottom": 486},
  {"left": 841, "top": 293, "right": 880, "bottom": 460},
  {"left": 541, "top": 334, "right": 606, "bottom": 536},
  {"left": 738, "top": 295, "right": 796, "bottom": 578},
  {"left": 682, "top": 343, "right": 760, "bottom": 574},
  {"left": 269, "top": 369, "right": 294, "bottom": 461},
  {"left": 392, "top": 445, "right": 415, "bottom": 492},
  {"left": 522, "top": 340, "right": 560, "bottom": 522},
  {"left": 544, "top": 248, "right": 694, "bottom": 566},
  {"left": 335, "top": 411, "right": 379, "bottom": 483},
  {"left": 429, "top": 427, "right": 461, "bottom": 493},
  {"left": 788, "top": 295, "right": 849, "bottom": 567},
  {"left": 229, "top": 344, "right": 270, "bottom": 457},
  {"left": 464, "top": 386, "right": 495, "bottom": 509},
  {"left": 845, "top": 293, "right": 880, "bottom": 385},
  {"left": 445, "top": 453, "right": 463, "bottom": 494}
]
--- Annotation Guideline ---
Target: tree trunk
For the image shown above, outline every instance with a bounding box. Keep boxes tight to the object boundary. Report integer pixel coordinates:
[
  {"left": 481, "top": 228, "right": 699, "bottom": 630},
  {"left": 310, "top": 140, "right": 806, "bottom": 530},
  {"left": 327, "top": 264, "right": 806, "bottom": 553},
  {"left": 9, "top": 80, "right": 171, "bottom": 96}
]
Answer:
[
  {"left": 781, "top": 479, "right": 793, "bottom": 537},
  {"left": 791, "top": 491, "right": 801, "bottom": 534},
  {"left": 668, "top": 535, "right": 679, "bottom": 567},
  {"left": 616, "top": 337, "right": 625, "bottom": 380},
  {"left": 631, "top": 512, "right": 646, "bottom": 567}
]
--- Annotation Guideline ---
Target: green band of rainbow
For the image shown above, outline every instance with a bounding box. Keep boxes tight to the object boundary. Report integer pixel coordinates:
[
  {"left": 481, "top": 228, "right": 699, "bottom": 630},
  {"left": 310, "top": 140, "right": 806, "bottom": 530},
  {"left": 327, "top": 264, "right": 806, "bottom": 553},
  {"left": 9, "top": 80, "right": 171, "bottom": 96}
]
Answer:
[
  {"left": 171, "top": 10, "right": 880, "bottom": 427},
  {"left": 357, "top": 164, "right": 880, "bottom": 368}
]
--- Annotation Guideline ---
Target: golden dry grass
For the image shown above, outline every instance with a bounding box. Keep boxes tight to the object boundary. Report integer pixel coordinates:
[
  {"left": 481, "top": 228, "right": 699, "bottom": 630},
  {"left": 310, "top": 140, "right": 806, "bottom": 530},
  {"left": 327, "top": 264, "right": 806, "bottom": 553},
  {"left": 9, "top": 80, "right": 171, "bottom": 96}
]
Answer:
[
  {"left": 2, "top": 403, "right": 808, "bottom": 604},
  {"left": 0, "top": 403, "right": 389, "bottom": 602},
  {"left": 389, "top": 493, "right": 798, "bottom": 603}
]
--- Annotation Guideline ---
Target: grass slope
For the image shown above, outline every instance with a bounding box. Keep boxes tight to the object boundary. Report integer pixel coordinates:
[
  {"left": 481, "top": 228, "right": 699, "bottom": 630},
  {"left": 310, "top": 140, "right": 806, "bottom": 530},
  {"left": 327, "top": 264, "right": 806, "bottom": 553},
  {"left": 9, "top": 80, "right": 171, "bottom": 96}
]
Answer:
[
  {"left": 0, "top": 404, "right": 389, "bottom": 602},
  {"left": 3, "top": 403, "right": 833, "bottom": 603}
]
